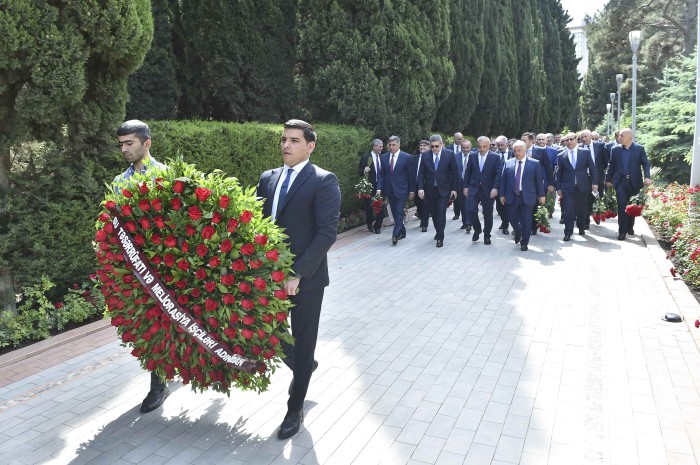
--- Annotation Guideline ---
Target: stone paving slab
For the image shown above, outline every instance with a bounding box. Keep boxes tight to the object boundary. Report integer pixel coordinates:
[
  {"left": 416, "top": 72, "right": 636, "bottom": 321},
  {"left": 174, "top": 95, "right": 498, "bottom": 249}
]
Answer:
[{"left": 2, "top": 208, "right": 700, "bottom": 465}]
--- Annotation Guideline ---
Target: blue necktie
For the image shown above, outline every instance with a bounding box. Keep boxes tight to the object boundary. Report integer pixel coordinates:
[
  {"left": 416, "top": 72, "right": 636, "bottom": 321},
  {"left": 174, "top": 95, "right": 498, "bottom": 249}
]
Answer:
[
  {"left": 276, "top": 169, "right": 293, "bottom": 217},
  {"left": 434, "top": 154, "right": 439, "bottom": 186}
]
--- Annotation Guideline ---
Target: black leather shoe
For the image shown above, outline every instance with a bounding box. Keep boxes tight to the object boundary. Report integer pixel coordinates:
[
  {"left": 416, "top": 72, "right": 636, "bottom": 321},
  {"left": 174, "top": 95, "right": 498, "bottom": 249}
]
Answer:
[
  {"left": 421, "top": 227, "right": 427, "bottom": 232},
  {"left": 289, "top": 360, "right": 318, "bottom": 396},
  {"left": 521, "top": 244, "right": 528, "bottom": 251},
  {"left": 484, "top": 236, "right": 491, "bottom": 245},
  {"left": 277, "top": 410, "right": 304, "bottom": 439},
  {"left": 367, "top": 223, "right": 373, "bottom": 232},
  {"left": 531, "top": 228, "right": 537, "bottom": 235},
  {"left": 465, "top": 225, "right": 472, "bottom": 233},
  {"left": 559, "top": 219, "right": 565, "bottom": 224},
  {"left": 514, "top": 233, "right": 521, "bottom": 244},
  {"left": 618, "top": 233, "right": 626, "bottom": 240},
  {"left": 499, "top": 223, "right": 507, "bottom": 230},
  {"left": 472, "top": 232, "right": 480, "bottom": 242},
  {"left": 374, "top": 227, "right": 381, "bottom": 234},
  {"left": 399, "top": 230, "right": 406, "bottom": 239},
  {"left": 579, "top": 228, "right": 585, "bottom": 236},
  {"left": 628, "top": 228, "right": 635, "bottom": 235},
  {"left": 452, "top": 215, "right": 459, "bottom": 220},
  {"left": 502, "top": 228, "right": 509, "bottom": 235},
  {"left": 392, "top": 236, "right": 398, "bottom": 245},
  {"left": 140, "top": 387, "right": 169, "bottom": 413},
  {"left": 436, "top": 239, "right": 443, "bottom": 247},
  {"left": 460, "top": 224, "right": 467, "bottom": 229},
  {"left": 563, "top": 234, "right": 571, "bottom": 241}
]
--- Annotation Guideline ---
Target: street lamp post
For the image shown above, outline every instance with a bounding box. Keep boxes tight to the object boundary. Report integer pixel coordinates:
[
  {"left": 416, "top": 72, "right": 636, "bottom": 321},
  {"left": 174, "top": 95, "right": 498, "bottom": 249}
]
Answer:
[
  {"left": 616, "top": 73, "right": 623, "bottom": 131},
  {"left": 629, "top": 30, "right": 642, "bottom": 141},
  {"left": 606, "top": 103, "right": 612, "bottom": 136}
]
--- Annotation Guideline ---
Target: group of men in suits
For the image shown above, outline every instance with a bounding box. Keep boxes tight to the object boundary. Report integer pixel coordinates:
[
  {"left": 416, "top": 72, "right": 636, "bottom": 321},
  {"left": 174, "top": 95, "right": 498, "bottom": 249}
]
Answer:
[{"left": 360, "top": 126, "right": 652, "bottom": 246}]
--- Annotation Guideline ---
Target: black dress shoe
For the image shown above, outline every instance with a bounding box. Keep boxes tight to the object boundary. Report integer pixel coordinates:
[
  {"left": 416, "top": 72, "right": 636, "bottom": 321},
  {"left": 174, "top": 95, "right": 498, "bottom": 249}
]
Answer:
[
  {"left": 502, "top": 228, "right": 509, "bottom": 235},
  {"left": 579, "top": 228, "right": 585, "bottom": 236},
  {"left": 628, "top": 228, "right": 635, "bottom": 235},
  {"left": 399, "top": 230, "right": 406, "bottom": 239},
  {"left": 499, "top": 223, "right": 507, "bottom": 230},
  {"left": 436, "top": 239, "right": 443, "bottom": 247},
  {"left": 392, "top": 236, "right": 398, "bottom": 245},
  {"left": 289, "top": 360, "right": 318, "bottom": 396},
  {"left": 460, "top": 224, "right": 467, "bottom": 229},
  {"left": 140, "top": 386, "right": 169, "bottom": 413},
  {"left": 559, "top": 219, "right": 565, "bottom": 224},
  {"left": 618, "top": 233, "right": 626, "bottom": 240},
  {"left": 452, "top": 215, "right": 459, "bottom": 220},
  {"left": 521, "top": 244, "right": 528, "bottom": 251},
  {"left": 465, "top": 225, "right": 472, "bottom": 233},
  {"left": 531, "top": 228, "right": 537, "bottom": 235},
  {"left": 374, "top": 227, "right": 381, "bottom": 234},
  {"left": 277, "top": 410, "right": 304, "bottom": 439},
  {"left": 421, "top": 227, "right": 427, "bottom": 232},
  {"left": 484, "top": 236, "right": 491, "bottom": 245},
  {"left": 472, "top": 232, "right": 480, "bottom": 242},
  {"left": 514, "top": 233, "right": 521, "bottom": 244},
  {"left": 563, "top": 234, "right": 571, "bottom": 241}
]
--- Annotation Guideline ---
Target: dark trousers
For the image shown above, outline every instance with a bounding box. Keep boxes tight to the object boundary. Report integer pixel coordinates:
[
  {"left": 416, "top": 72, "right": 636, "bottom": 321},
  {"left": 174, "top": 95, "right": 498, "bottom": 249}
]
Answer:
[
  {"left": 495, "top": 198, "right": 509, "bottom": 228},
  {"left": 363, "top": 197, "right": 384, "bottom": 231},
  {"left": 150, "top": 371, "right": 165, "bottom": 390},
  {"left": 562, "top": 188, "right": 589, "bottom": 235},
  {"left": 615, "top": 178, "right": 638, "bottom": 235},
  {"left": 456, "top": 187, "right": 471, "bottom": 226},
  {"left": 453, "top": 194, "right": 461, "bottom": 218},
  {"left": 388, "top": 195, "right": 407, "bottom": 238},
  {"left": 415, "top": 195, "right": 424, "bottom": 219},
  {"left": 425, "top": 186, "right": 449, "bottom": 240},
  {"left": 467, "top": 189, "right": 495, "bottom": 236},
  {"left": 507, "top": 195, "right": 535, "bottom": 245},
  {"left": 281, "top": 288, "right": 325, "bottom": 412}
]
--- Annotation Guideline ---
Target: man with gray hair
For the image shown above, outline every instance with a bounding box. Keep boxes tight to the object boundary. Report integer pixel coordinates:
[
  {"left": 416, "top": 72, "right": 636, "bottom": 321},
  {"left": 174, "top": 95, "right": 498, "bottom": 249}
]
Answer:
[
  {"left": 463, "top": 136, "right": 502, "bottom": 244},
  {"left": 417, "top": 135, "right": 459, "bottom": 247},
  {"left": 377, "top": 136, "right": 416, "bottom": 245},
  {"left": 358, "top": 139, "right": 385, "bottom": 234}
]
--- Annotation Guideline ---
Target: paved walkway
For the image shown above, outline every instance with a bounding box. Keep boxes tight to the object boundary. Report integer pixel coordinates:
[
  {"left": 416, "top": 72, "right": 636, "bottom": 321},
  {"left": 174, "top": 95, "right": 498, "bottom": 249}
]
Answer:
[{"left": 2, "top": 207, "right": 700, "bottom": 465}]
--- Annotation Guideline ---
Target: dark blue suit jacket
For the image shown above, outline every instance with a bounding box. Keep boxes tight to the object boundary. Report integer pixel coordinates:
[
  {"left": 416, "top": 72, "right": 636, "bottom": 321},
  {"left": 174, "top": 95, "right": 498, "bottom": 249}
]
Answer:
[
  {"left": 358, "top": 151, "right": 382, "bottom": 190},
  {"left": 463, "top": 151, "right": 503, "bottom": 196},
  {"left": 531, "top": 146, "right": 555, "bottom": 187},
  {"left": 555, "top": 148, "right": 598, "bottom": 192},
  {"left": 377, "top": 150, "right": 416, "bottom": 199},
  {"left": 257, "top": 162, "right": 341, "bottom": 290},
  {"left": 455, "top": 150, "right": 469, "bottom": 182},
  {"left": 605, "top": 142, "right": 650, "bottom": 192},
  {"left": 500, "top": 157, "right": 544, "bottom": 206},
  {"left": 417, "top": 149, "right": 459, "bottom": 197},
  {"left": 580, "top": 141, "right": 610, "bottom": 182}
]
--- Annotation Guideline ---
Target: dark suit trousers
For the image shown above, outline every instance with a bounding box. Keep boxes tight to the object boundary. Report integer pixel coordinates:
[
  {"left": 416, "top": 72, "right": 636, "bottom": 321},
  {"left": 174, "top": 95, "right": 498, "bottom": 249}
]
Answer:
[
  {"left": 496, "top": 198, "right": 509, "bottom": 227},
  {"left": 150, "top": 371, "right": 165, "bottom": 389},
  {"left": 615, "top": 178, "right": 638, "bottom": 234},
  {"left": 467, "top": 190, "right": 495, "bottom": 235},
  {"left": 507, "top": 195, "right": 534, "bottom": 245},
  {"left": 363, "top": 197, "right": 384, "bottom": 230},
  {"left": 415, "top": 195, "right": 424, "bottom": 219},
  {"left": 425, "top": 186, "right": 449, "bottom": 240},
  {"left": 281, "top": 288, "right": 324, "bottom": 412},
  {"left": 456, "top": 187, "right": 470, "bottom": 226},
  {"left": 562, "top": 188, "right": 588, "bottom": 235},
  {"left": 388, "top": 195, "right": 407, "bottom": 238}
]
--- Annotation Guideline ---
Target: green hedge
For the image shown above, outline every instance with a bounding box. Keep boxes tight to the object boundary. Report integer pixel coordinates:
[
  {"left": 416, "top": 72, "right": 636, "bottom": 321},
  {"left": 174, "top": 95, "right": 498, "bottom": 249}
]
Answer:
[{"left": 149, "top": 120, "right": 374, "bottom": 215}]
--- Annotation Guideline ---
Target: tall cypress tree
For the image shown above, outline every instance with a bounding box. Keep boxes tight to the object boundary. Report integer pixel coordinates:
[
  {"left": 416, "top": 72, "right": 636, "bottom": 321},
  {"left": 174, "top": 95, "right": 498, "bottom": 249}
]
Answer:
[
  {"left": 511, "top": 0, "right": 538, "bottom": 130},
  {"left": 553, "top": 1, "right": 580, "bottom": 129},
  {"left": 529, "top": 0, "right": 549, "bottom": 130},
  {"left": 177, "top": 0, "right": 297, "bottom": 122},
  {"left": 540, "top": 0, "right": 566, "bottom": 131},
  {"left": 433, "top": 0, "right": 486, "bottom": 133},
  {"left": 492, "top": 0, "right": 520, "bottom": 134}
]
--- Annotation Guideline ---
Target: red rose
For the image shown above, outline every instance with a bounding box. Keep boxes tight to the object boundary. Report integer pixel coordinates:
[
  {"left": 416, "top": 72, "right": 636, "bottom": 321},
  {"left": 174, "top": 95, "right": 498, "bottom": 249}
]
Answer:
[
  {"left": 188, "top": 205, "right": 203, "bottom": 221},
  {"left": 274, "top": 289, "right": 287, "bottom": 300},
  {"left": 151, "top": 255, "right": 162, "bottom": 265},
  {"left": 195, "top": 187, "right": 212, "bottom": 202},
  {"left": 121, "top": 188, "right": 133, "bottom": 198},
  {"left": 241, "top": 210, "right": 253, "bottom": 223},
  {"left": 219, "top": 196, "right": 230, "bottom": 209},
  {"left": 177, "top": 295, "right": 189, "bottom": 305},
  {"left": 271, "top": 270, "right": 285, "bottom": 282},
  {"left": 121, "top": 205, "right": 133, "bottom": 216},
  {"left": 164, "top": 235, "right": 177, "bottom": 248},
  {"left": 139, "top": 218, "right": 151, "bottom": 230},
  {"left": 151, "top": 198, "right": 163, "bottom": 211},
  {"left": 209, "top": 256, "right": 221, "bottom": 268},
  {"left": 173, "top": 180, "right": 186, "bottom": 193},
  {"left": 205, "top": 281, "right": 216, "bottom": 292},
  {"left": 223, "top": 294, "right": 236, "bottom": 305},
  {"left": 205, "top": 298, "right": 218, "bottom": 311},
  {"left": 249, "top": 259, "right": 263, "bottom": 269},
  {"left": 241, "top": 329, "right": 253, "bottom": 339},
  {"left": 258, "top": 297, "right": 269, "bottom": 307},
  {"left": 240, "top": 243, "right": 255, "bottom": 256},
  {"left": 251, "top": 346, "right": 263, "bottom": 356},
  {"left": 191, "top": 288, "right": 201, "bottom": 298},
  {"left": 253, "top": 277, "right": 266, "bottom": 291},
  {"left": 153, "top": 216, "right": 166, "bottom": 229},
  {"left": 208, "top": 317, "right": 219, "bottom": 328},
  {"left": 138, "top": 182, "right": 150, "bottom": 195},
  {"left": 54, "top": 302, "right": 64, "bottom": 309},
  {"left": 196, "top": 244, "right": 208, "bottom": 257},
  {"left": 263, "top": 348, "right": 276, "bottom": 359},
  {"left": 95, "top": 230, "right": 108, "bottom": 242},
  {"left": 238, "top": 282, "right": 251, "bottom": 294},
  {"left": 227, "top": 218, "right": 239, "bottom": 232},
  {"left": 138, "top": 199, "right": 150, "bottom": 212},
  {"left": 133, "top": 234, "right": 145, "bottom": 246},
  {"left": 202, "top": 225, "right": 215, "bottom": 240},
  {"left": 104, "top": 200, "right": 117, "bottom": 211},
  {"left": 230, "top": 313, "right": 239, "bottom": 324},
  {"left": 177, "top": 259, "right": 190, "bottom": 271},
  {"left": 241, "top": 299, "right": 254, "bottom": 310},
  {"left": 195, "top": 269, "right": 207, "bottom": 280},
  {"left": 182, "top": 241, "right": 190, "bottom": 253},
  {"left": 124, "top": 221, "right": 137, "bottom": 233},
  {"left": 696, "top": 319, "right": 700, "bottom": 329},
  {"left": 98, "top": 212, "right": 110, "bottom": 222},
  {"left": 265, "top": 249, "right": 279, "bottom": 262},
  {"left": 276, "top": 312, "right": 287, "bottom": 322},
  {"left": 186, "top": 224, "right": 196, "bottom": 237},
  {"left": 221, "top": 274, "right": 235, "bottom": 286},
  {"left": 262, "top": 313, "right": 273, "bottom": 323},
  {"left": 231, "top": 259, "right": 246, "bottom": 271},
  {"left": 220, "top": 239, "right": 233, "bottom": 253},
  {"left": 175, "top": 279, "right": 186, "bottom": 289},
  {"left": 171, "top": 198, "right": 183, "bottom": 210},
  {"left": 155, "top": 178, "right": 165, "bottom": 190},
  {"left": 212, "top": 211, "right": 222, "bottom": 224},
  {"left": 254, "top": 234, "right": 268, "bottom": 245},
  {"left": 224, "top": 328, "right": 237, "bottom": 338},
  {"left": 151, "top": 233, "right": 162, "bottom": 245},
  {"left": 269, "top": 334, "right": 280, "bottom": 346}
]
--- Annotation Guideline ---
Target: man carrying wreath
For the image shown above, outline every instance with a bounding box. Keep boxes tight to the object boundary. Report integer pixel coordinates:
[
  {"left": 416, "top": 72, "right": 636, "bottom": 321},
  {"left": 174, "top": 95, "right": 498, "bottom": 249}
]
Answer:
[
  {"left": 358, "top": 139, "right": 384, "bottom": 234},
  {"left": 113, "top": 120, "right": 170, "bottom": 413},
  {"left": 257, "top": 119, "right": 341, "bottom": 439}
]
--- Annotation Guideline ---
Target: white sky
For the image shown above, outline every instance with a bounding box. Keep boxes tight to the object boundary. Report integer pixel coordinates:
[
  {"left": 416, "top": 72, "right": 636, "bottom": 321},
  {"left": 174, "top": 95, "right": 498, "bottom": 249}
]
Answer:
[{"left": 560, "top": 0, "right": 609, "bottom": 25}]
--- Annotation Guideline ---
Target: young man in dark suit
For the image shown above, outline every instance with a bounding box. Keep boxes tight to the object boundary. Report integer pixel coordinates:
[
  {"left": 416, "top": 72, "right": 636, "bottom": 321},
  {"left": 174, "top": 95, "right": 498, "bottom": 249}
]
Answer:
[
  {"left": 376, "top": 136, "right": 416, "bottom": 245},
  {"left": 256, "top": 119, "right": 341, "bottom": 440},
  {"left": 463, "top": 136, "right": 502, "bottom": 245},
  {"left": 455, "top": 139, "right": 473, "bottom": 232},
  {"left": 580, "top": 129, "right": 610, "bottom": 228},
  {"left": 417, "top": 135, "right": 459, "bottom": 247},
  {"left": 605, "top": 127, "right": 652, "bottom": 240},
  {"left": 500, "top": 141, "right": 546, "bottom": 251},
  {"left": 358, "top": 139, "right": 384, "bottom": 234}
]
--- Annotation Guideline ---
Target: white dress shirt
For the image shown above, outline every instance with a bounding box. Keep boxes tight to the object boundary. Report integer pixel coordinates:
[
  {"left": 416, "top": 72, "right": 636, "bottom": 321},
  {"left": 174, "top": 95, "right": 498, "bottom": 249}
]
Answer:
[{"left": 271, "top": 159, "right": 310, "bottom": 220}]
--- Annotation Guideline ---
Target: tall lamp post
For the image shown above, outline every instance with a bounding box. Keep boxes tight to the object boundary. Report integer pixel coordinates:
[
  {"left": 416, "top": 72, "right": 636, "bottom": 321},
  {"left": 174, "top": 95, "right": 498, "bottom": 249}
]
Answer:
[
  {"left": 606, "top": 103, "right": 612, "bottom": 137},
  {"left": 629, "top": 30, "right": 642, "bottom": 141},
  {"left": 616, "top": 73, "right": 623, "bottom": 131},
  {"left": 609, "top": 92, "right": 616, "bottom": 136}
]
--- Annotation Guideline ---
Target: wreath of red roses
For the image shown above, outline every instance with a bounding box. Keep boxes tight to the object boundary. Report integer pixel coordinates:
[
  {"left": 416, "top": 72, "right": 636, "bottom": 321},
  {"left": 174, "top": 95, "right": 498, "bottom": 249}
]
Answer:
[{"left": 95, "top": 159, "right": 294, "bottom": 394}]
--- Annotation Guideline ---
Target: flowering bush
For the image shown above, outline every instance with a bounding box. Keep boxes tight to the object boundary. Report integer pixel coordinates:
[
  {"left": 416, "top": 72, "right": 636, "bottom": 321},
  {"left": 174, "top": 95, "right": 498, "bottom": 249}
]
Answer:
[{"left": 95, "top": 158, "right": 294, "bottom": 394}]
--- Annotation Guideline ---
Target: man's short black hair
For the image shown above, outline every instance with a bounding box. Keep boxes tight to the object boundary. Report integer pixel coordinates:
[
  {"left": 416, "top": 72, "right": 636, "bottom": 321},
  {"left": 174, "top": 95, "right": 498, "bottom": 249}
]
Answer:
[
  {"left": 117, "top": 120, "right": 151, "bottom": 143},
  {"left": 284, "top": 119, "right": 317, "bottom": 143}
]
